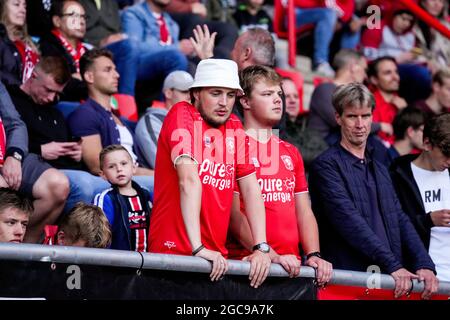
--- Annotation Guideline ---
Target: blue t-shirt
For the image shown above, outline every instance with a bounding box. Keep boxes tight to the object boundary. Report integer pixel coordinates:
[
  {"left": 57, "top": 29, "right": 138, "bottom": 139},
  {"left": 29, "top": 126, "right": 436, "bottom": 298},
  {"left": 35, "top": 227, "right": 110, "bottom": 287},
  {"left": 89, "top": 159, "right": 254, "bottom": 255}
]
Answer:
[{"left": 67, "top": 98, "right": 122, "bottom": 147}]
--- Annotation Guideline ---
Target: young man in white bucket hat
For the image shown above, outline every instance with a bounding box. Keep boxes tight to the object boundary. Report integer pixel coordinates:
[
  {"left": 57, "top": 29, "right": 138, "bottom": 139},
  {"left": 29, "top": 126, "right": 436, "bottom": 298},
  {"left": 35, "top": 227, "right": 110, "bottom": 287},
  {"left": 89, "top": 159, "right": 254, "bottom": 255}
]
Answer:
[{"left": 149, "top": 59, "right": 271, "bottom": 288}]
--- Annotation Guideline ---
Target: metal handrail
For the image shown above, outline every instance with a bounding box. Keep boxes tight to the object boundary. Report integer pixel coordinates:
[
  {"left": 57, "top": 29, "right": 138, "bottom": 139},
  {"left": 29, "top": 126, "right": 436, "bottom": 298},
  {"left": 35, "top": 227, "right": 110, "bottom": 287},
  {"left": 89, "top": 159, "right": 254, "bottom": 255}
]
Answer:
[{"left": 0, "top": 243, "right": 449, "bottom": 295}]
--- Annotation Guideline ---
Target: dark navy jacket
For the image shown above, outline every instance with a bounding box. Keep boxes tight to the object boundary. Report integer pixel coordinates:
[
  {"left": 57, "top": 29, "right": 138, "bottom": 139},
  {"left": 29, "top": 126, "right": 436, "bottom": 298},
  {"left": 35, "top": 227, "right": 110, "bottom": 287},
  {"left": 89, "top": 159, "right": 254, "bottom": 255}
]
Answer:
[
  {"left": 93, "top": 181, "right": 152, "bottom": 251},
  {"left": 0, "top": 24, "right": 22, "bottom": 86},
  {"left": 309, "top": 143, "right": 435, "bottom": 274}
]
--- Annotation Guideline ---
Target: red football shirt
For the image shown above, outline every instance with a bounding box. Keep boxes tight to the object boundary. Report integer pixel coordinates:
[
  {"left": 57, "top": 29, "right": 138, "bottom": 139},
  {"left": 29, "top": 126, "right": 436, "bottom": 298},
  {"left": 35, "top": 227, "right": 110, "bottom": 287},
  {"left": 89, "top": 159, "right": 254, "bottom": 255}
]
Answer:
[
  {"left": 372, "top": 89, "right": 398, "bottom": 146},
  {"left": 228, "top": 135, "right": 308, "bottom": 259},
  {"left": 148, "top": 102, "right": 255, "bottom": 256}
]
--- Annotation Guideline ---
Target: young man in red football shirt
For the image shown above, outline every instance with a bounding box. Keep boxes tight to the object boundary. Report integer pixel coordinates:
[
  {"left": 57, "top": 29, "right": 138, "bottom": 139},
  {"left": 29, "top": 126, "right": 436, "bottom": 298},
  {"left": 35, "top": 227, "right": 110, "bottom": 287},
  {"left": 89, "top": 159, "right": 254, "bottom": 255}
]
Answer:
[
  {"left": 228, "top": 65, "right": 332, "bottom": 286},
  {"left": 148, "top": 59, "right": 271, "bottom": 288}
]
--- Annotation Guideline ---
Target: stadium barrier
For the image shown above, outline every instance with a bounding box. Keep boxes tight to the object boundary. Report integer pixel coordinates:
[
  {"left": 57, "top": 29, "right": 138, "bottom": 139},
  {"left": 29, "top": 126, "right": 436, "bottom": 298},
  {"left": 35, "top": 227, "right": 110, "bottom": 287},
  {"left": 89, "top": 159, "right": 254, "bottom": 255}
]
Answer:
[{"left": 0, "top": 243, "right": 449, "bottom": 299}]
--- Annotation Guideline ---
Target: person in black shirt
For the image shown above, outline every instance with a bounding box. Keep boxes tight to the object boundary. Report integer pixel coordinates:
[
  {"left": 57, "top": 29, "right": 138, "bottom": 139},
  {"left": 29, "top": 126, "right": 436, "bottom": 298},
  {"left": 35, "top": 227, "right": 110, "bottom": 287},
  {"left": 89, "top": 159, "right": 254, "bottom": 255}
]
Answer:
[{"left": 7, "top": 56, "right": 104, "bottom": 214}]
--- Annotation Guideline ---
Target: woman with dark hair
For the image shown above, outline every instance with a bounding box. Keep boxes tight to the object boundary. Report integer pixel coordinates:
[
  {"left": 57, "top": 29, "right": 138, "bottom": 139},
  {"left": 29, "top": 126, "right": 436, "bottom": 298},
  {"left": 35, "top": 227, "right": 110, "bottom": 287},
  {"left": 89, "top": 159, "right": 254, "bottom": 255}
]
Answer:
[
  {"left": 415, "top": 0, "right": 450, "bottom": 70},
  {"left": 0, "top": 0, "right": 39, "bottom": 85}
]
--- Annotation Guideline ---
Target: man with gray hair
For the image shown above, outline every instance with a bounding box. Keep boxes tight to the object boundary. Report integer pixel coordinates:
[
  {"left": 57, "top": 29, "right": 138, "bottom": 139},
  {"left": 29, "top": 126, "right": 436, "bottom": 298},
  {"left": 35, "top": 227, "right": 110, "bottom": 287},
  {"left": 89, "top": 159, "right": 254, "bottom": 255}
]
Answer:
[
  {"left": 135, "top": 70, "right": 194, "bottom": 169},
  {"left": 230, "top": 27, "right": 275, "bottom": 70},
  {"left": 308, "top": 83, "right": 439, "bottom": 299},
  {"left": 148, "top": 59, "right": 271, "bottom": 288}
]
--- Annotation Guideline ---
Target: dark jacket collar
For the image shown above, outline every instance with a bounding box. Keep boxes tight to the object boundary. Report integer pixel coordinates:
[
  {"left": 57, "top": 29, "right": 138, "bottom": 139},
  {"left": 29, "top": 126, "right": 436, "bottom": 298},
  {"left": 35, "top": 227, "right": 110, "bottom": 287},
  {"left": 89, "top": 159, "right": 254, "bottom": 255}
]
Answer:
[{"left": 336, "top": 142, "right": 375, "bottom": 166}]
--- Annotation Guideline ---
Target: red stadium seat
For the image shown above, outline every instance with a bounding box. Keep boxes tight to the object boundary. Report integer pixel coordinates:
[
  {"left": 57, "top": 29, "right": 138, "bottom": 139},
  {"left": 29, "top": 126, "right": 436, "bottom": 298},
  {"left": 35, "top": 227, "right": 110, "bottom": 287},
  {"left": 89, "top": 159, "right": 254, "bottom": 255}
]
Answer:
[{"left": 112, "top": 94, "right": 138, "bottom": 121}]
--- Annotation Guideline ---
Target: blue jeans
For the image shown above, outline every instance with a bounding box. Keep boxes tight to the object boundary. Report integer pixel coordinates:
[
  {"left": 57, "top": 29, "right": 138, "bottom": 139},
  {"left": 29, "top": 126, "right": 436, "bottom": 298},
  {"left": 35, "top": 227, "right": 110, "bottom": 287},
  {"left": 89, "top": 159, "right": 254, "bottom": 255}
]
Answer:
[
  {"left": 340, "top": 25, "right": 361, "bottom": 50},
  {"left": 62, "top": 170, "right": 154, "bottom": 212},
  {"left": 107, "top": 38, "right": 188, "bottom": 96},
  {"left": 295, "top": 7, "right": 337, "bottom": 66}
]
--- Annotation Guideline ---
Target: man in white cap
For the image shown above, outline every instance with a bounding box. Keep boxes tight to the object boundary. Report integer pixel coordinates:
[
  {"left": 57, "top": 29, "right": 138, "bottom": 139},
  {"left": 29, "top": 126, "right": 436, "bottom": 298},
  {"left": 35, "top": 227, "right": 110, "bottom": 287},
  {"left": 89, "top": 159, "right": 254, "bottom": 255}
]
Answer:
[
  {"left": 148, "top": 59, "right": 271, "bottom": 288},
  {"left": 135, "top": 70, "right": 194, "bottom": 169}
]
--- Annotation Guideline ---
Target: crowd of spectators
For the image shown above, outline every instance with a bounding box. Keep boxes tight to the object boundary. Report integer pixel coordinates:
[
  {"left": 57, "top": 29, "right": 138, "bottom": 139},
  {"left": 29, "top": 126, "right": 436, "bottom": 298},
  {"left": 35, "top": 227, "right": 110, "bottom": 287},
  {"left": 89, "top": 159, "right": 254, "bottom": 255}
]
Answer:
[{"left": 0, "top": 0, "right": 449, "bottom": 299}]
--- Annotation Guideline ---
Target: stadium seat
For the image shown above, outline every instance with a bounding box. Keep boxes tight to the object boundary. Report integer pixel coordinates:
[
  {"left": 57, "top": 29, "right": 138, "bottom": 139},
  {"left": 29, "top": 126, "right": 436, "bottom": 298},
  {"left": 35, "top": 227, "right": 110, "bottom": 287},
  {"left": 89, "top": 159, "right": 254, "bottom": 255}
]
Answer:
[
  {"left": 276, "top": 67, "right": 307, "bottom": 116},
  {"left": 112, "top": 94, "right": 138, "bottom": 122},
  {"left": 273, "top": 0, "right": 314, "bottom": 68}
]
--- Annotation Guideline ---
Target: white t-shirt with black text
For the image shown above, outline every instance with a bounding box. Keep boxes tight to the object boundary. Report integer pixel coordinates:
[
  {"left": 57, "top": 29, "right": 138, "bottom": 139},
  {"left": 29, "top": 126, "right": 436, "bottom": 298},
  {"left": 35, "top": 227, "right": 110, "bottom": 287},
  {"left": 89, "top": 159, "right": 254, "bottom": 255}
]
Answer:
[{"left": 411, "top": 163, "right": 450, "bottom": 281}]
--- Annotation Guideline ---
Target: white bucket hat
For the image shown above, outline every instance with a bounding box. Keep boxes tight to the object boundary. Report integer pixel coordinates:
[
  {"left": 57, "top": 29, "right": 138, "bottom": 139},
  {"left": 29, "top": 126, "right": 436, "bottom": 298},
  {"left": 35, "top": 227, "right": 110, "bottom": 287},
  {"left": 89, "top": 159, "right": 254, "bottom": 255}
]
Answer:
[{"left": 190, "top": 59, "right": 243, "bottom": 94}]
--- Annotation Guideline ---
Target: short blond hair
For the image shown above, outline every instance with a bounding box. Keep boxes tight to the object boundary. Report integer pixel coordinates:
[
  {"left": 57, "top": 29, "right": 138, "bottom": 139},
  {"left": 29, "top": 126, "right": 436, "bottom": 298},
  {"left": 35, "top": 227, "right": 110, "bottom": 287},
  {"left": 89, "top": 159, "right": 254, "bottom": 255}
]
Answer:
[{"left": 60, "top": 202, "right": 112, "bottom": 248}]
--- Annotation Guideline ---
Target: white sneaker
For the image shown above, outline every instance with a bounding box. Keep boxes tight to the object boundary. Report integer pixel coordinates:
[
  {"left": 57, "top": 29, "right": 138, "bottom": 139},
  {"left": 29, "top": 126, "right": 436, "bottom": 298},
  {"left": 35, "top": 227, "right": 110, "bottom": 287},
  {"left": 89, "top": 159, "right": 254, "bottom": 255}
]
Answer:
[{"left": 315, "top": 62, "right": 335, "bottom": 78}]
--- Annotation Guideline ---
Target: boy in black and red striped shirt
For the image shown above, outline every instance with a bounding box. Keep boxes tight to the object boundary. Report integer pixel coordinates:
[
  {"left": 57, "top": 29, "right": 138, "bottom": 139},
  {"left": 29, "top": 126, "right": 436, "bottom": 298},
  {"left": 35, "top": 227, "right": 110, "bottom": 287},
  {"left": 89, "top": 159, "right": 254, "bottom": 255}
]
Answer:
[{"left": 94, "top": 145, "right": 152, "bottom": 252}]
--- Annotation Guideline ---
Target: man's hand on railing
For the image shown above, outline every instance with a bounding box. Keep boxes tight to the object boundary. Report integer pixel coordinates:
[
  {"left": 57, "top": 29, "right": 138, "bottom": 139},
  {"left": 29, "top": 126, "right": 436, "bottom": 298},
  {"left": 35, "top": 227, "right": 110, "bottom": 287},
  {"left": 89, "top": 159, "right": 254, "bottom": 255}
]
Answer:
[
  {"left": 271, "top": 253, "right": 301, "bottom": 278},
  {"left": 243, "top": 250, "right": 271, "bottom": 289},
  {"left": 305, "top": 256, "right": 333, "bottom": 287},
  {"left": 391, "top": 268, "right": 419, "bottom": 298},
  {"left": 195, "top": 248, "right": 228, "bottom": 281},
  {"left": 416, "top": 268, "right": 439, "bottom": 300}
]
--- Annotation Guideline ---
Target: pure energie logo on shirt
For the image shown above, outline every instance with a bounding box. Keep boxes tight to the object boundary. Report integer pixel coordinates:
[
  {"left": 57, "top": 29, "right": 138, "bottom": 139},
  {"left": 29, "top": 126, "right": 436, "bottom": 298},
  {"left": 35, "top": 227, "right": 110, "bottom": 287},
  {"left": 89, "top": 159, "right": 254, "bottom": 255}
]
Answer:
[{"left": 198, "top": 159, "right": 234, "bottom": 190}]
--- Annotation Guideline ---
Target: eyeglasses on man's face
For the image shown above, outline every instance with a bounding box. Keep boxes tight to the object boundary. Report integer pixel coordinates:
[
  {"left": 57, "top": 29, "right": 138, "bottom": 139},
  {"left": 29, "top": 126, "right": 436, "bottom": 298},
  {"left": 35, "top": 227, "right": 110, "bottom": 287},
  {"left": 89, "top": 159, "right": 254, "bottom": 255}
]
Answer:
[{"left": 60, "top": 12, "right": 87, "bottom": 20}]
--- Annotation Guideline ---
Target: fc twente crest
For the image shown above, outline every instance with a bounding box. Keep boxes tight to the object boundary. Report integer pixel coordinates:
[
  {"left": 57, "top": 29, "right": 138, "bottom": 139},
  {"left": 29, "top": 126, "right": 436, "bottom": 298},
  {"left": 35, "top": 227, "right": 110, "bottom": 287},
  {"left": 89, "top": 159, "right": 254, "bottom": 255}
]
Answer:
[{"left": 281, "top": 155, "right": 294, "bottom": 171}]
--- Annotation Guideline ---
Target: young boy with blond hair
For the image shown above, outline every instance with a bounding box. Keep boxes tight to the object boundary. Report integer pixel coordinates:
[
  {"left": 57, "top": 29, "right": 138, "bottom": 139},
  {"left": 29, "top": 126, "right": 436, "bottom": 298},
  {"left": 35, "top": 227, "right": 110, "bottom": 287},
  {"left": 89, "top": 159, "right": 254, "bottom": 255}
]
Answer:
[
  {"left": 44, "top": 202, "right": 112, "bottom": 248},
  {"left": 93, "top": 145, "right": 152, "bottom": 252}
]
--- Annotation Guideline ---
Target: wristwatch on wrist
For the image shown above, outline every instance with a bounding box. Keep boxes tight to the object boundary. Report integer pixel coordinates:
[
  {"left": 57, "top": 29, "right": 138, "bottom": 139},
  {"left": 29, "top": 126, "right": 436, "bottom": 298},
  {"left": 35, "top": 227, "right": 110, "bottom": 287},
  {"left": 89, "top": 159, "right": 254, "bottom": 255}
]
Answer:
[
  {"left": 252, "top": 242, "right": 270, "bottom": 253},
  {"left": 12, "top": 151, "right": 22, "bottom": 162}
]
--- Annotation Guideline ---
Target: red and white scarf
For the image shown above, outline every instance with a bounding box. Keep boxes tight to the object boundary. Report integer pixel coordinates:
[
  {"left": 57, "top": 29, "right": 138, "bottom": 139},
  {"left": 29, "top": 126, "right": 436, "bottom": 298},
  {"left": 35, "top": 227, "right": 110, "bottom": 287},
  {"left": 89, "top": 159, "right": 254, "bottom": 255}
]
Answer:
[
  {"left": 14, "top": 40, "right": 39, "bottom": 83},
  {"left": 52, "top": 29, "right": 86, "bottom": 73}
]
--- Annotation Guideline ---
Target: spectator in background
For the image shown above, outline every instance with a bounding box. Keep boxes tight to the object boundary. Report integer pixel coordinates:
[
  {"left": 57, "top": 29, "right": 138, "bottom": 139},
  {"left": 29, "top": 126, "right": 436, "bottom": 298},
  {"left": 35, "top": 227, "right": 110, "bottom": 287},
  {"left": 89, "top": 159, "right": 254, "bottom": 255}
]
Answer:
[
  {"left": 121, "top": 0, "right": 192, "bottom": 75},
  {"left": 44, "top": 202, "right": 112, "bottom": 248},
  {"left": 0, "top": 188, "right": 33, "bottom": 243},
  {"left": 165, "top": 0, "right": 238, "bottom": 59},
  {"left": 80, "top": 0, "right": 187, "bottom": 97},
  {"left": 294, "top": 0, "right": 338, "bottom": 77},
  {"left": 228, "top": 27, "right": 290, "bottom": 139},
  {"left": 94, "top": 145, "right": 152, "bottom": 252},
  {"left": 332, "top": 0, "right": 364, "bottom": 51},
  {"left": 308, "top": 49, "right": 375, "bottom": 142},
  {"left": 67, "top": 49, "right": 154, "bottom": 193},
  {"left": 414, "top": 68, "right": 450, "bottom": 117},
  {"left": 415, "top": 0, "right": 450, "bottom": 71},
  {"left": 39, "top": 0, "right": 89, "bottom": 101},
  {"left": 0, "top": 0, "right": 39, "bottom": 85},
  {"left": 0, "top": 79, "right": 69, "bottom": 244},
  {"left": 283, "top": 77, "right": 301, "bottom": 125},
  {"left": 386, "top": 107, "right": 426, "bottom": 165},
  {"left": 368, "top": 56, "right": 407, "bottom": 147},
  {"left": 227, "top": 65, "right": 332, "bottom": 285},
  {"left": 6, "top": 56, "right": 91, "bottom": 213},
  {"left": 390, "top": 113, "right": 450, "bottom": 282},
  {"left": 282, "top": 77, "right": 329, "bottom": 171},
  {"left": 148, "top": 59, "right": 271, "bottom": 288},
  {"left": 134, "top": 70, "right": 194, "bottom": 169},
  {"left": 233, "top": 0, "right": 273, "bottom": 34},
  {"left": 230, "top": 27, "right": 275, "bottom": 70},
  {"left": 309, "top": 83, "right": 438, "bottom": 300},
  {"left": 361, "top": 7, "right": 432, "bottom": 103}
]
